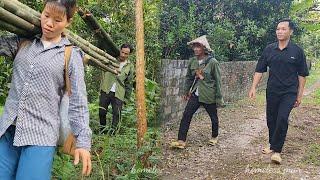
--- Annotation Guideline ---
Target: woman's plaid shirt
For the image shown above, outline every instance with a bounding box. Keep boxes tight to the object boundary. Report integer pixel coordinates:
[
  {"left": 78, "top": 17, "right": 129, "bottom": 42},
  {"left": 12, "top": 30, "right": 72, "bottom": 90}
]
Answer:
[{"left": 0, "top": 35, "right": 91, "bottom": 150}]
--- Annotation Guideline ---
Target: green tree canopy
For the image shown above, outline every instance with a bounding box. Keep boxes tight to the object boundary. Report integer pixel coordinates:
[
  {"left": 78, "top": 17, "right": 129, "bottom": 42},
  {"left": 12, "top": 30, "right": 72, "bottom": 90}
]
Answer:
[{"left": 160, "top": 0, "right": 293, "bottom": 61}]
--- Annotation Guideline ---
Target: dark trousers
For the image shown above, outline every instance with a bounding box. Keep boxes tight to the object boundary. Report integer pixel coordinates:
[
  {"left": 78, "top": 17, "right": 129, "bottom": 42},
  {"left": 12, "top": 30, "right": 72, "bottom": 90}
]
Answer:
[
  {"left": 266, "top": 92, "right": 297, "bottom": 153},
  {"left": 178, "top": 94, "right": 219, "bottom": 141},
  {"left": 99, "top": 91, "right": 123, "bottom": 130}
]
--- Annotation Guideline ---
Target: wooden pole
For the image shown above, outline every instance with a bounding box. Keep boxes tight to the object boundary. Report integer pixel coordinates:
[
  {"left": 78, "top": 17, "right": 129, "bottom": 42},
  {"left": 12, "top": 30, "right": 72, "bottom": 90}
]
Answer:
[{"left": 135, "top": 0, "right": 147, "bottom": 149}]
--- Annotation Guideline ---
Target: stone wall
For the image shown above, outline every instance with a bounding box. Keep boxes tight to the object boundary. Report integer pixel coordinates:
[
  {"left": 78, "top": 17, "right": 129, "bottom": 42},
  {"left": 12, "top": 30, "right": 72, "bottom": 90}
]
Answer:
[{"left": 158, "top": 59, "right": 267, "bottom": 122}]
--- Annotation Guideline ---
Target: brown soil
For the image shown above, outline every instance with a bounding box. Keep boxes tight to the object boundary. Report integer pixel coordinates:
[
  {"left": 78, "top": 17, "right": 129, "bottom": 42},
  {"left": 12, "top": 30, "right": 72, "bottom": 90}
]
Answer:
[{"left": 160, "top": 86, "right": 320, "bottom": 180}]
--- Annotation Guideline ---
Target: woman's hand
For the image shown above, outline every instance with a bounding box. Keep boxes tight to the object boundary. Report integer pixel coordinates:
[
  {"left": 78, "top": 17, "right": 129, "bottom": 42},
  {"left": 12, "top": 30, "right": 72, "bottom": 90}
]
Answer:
[{"left": 74, "top": 148, "right": 92, "bottom": 176}]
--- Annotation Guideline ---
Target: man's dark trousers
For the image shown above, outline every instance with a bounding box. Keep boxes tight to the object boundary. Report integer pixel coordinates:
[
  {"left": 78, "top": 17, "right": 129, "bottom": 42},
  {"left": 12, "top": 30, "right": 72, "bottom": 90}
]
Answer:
[
  {"left": 178, "top": 94, "right": 219, "bottom": 141},
  {"left": 266, "top": 92, "right": 297, "bottom": 153},
  {"left": 99, "top": 91, "right": 123, "bottom": 132}
]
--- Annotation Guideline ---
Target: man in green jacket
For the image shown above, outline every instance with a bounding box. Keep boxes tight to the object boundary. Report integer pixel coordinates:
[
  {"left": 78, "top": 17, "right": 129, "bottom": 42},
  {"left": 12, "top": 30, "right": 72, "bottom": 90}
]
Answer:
[
  {"left": 99, "top": 44, "right": 135, "bottom": 134},
  {"left": 171, "top": 35, "right": 224, "bottom": 149}
]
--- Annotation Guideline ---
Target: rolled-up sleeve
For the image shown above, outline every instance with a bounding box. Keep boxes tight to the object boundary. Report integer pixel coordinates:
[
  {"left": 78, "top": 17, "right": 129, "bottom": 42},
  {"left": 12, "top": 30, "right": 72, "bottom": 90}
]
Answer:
[
  {"left": 68, "top": 47, "right": 92, "bottom": 150},
  {"left": 0, "top": 35, "right": 20, "bottom": 58}
]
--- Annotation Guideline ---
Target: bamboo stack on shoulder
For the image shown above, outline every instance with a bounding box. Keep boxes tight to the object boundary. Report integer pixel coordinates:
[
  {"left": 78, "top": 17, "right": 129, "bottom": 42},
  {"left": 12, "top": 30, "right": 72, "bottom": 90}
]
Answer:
[{"left": 0, "top": 0, "right": 119, "bottom": 74}]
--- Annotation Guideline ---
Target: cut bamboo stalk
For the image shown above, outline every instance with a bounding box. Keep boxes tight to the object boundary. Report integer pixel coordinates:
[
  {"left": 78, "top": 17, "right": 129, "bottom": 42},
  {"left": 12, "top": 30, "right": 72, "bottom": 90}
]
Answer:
[
  {"left": 1, "top": 0, "right": 40, "bottom": 26},
  {"left": 10, "top": 0, "right": 41, "bottom": 18},
  {"left": 67, "top": 33, "right": 119, "bottom": 68},
  {"left": 0, "top": 19, "right": 29, "bottom": 36},
  {"left": 86, "top": 55, "right": 119, "bottom": 74},
  {"left": 0, "top": 7, "right": 40, "bottom": 33},
  {"left": 78, "top": 8, "right": 119, "bottom": 57},
  {"left": 66, "top": 30, "right": 119, "bottom": 64}
]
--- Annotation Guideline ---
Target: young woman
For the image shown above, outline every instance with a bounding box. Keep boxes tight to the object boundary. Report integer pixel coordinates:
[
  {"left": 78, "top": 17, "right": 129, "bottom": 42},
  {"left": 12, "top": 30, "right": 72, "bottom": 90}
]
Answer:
[{"left": 0, "top": 0, "right": 92, "bottom": 179}]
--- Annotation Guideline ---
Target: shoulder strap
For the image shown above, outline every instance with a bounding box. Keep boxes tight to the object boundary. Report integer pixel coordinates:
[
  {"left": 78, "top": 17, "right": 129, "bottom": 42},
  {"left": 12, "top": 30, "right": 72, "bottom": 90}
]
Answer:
[
  {"left": 201, "top": 56, "right": 213, "bottom": 71},
  {"left": 17, "top": 39, "right": 32, "bottom": 54},
  {"left": 64, "top": 45, "right": 73, "bottom": 96}
]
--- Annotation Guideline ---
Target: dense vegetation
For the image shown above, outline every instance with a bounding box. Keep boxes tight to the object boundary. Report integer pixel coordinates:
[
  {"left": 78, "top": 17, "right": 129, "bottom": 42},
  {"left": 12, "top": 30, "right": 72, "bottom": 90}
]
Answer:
[
  {"left": 160, "top": 0, "right": 293, "bottom": 61},
  {"left": 0, "top": 0, "right": 320, "bottom": 179}
]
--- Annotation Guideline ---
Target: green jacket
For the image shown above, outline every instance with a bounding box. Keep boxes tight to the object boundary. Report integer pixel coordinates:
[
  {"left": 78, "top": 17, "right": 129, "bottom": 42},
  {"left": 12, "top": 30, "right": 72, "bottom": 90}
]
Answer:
[
  {"left": 100, "top": 61, "right": 135, "bottom": 102},
  {"left": 184, "top": 56, "right": 224, "bottom": 105}
]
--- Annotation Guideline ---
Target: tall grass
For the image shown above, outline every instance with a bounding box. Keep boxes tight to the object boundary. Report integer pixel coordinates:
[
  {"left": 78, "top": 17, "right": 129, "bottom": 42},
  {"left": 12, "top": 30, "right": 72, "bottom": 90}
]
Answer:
[{"left": 52, "top": 79, "right": 161, "bottom": 179}]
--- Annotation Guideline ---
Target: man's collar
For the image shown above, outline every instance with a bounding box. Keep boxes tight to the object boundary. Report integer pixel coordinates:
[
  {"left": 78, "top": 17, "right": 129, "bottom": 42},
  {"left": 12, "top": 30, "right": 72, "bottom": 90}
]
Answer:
[
  {"left": 274, "top": 40, "right": 292, "bottom": 50},
  {"left": 118, "top": 58, "right": 130, "bottom": 65}
]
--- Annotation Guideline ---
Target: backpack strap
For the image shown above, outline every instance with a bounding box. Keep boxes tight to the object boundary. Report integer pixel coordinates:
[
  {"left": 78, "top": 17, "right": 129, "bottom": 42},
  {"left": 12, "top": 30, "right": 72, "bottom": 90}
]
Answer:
[
  {"left": 17, "top": 39, "right": 32, "bottom": 55},
  {"left": 200, "top": 56, "right": 213, "bottom": 71},
  {"left": 64, "top": 45, "right": 73, "bottom": 96}
]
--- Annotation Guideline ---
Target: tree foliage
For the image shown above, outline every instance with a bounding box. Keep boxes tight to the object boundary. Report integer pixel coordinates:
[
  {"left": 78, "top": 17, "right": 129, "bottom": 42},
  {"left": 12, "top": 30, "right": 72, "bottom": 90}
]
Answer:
[
  {"left": 290, "top": 0, "right": 320, "bottom": 65},
  {"left": 74, "top": 0, "right": 162, "bottom": 101},
  {"left": 160, "top": 0, "right": 293, "bottom": 61}
]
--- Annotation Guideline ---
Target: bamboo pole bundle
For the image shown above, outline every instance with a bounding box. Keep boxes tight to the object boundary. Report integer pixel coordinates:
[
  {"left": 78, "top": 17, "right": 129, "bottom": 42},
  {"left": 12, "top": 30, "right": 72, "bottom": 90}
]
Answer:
[
  {"left": 0, "top": 19, "right": 29, "bottom": 36},
  {"left": 66, "top": 30, "right": 118, "bottom": 64},
  {"left": 67, "top": 32, "right": 119, "bottom": 68},
  {"left": 0, "top": 0, "right": 120, "bottom": 73},
  {"left": 78, "top": 8, "right": 120, "bottom": 57},
  {"left": 13, "top": 0, "right": 41, "bottom": 18},
  {"left": 0, "top": 7, "right": 40, "bottom": 33},
  {"left": 0, "top": 0, "right": 40, "bottom": 26},
  {"left": 86, "top": 55, "right": 118, "bottom": 74}
]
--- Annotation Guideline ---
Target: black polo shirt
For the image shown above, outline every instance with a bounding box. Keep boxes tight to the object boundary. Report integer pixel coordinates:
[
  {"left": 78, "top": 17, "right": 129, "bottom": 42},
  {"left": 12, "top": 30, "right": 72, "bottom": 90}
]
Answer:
[{"left": 255, "top": 41, "right": 309, "bottom": 94}]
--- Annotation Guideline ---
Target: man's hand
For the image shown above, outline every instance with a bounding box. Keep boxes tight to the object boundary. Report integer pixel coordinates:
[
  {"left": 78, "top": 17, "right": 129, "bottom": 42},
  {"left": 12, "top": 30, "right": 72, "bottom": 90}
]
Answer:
[
  {"left": 216, "top": 98, "right": 225, "bottom": 108},
  {"left": 195, "top": 69, "right": 204, "bottom": 80},
  {"left": 74, "top": 148, "right": 92, "bottom": 176},
  {"left": 295, "top": 76, "right": 306, "bottom": 108},
  {"left": 294, "top": 96, "right": 302, "bottom": 108},
  {"left": 248, "top": 73, "right": 263, "bottom": 100},
  {"left": 248, "top": 87, "right": 256, "bottom": 99},
  {"left": 183, "top": 93, "right": 191, "bottom": 101}
]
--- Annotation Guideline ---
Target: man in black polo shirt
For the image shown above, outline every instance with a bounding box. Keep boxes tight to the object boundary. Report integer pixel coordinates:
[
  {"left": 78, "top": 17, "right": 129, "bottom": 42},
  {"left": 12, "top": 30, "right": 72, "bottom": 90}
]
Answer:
[{"left": 249, "top": 19, "right": 309, "bottom": 164}]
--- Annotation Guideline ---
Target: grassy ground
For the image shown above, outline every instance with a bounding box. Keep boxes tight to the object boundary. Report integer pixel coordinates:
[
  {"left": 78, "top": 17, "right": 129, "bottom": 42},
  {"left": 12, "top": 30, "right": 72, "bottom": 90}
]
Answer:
[
  {"left": 301, "top": 64, "right": 320, "bottom": 168},
  {"left": 52, "top": 102, "right": 161, "bottom": 180},
  {"left": 305, "top": 60, "right": 320, "bottom": 87},
  {"left": 0, "top": 106, "right": 3, "bottom": 115}
]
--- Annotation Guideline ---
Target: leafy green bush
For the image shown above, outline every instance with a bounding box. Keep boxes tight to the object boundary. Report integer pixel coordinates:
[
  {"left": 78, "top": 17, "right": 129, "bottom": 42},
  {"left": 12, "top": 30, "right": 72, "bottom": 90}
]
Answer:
[
  {"left": 0, "top": 106, "right": 3, "bottom": 115},
  {"left": 0, "top": 57, "right": 13, "bottom": 105},
  {"left": 160, "top": 0, "right": 293, "bottom": 61}
]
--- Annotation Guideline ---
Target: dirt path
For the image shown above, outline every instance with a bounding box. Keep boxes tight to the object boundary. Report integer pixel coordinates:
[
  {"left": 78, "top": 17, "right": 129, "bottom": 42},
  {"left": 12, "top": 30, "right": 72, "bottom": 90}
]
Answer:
[
  {"left": 160, "top": 85, "right": 320, "bottom": 179},
  {"left": 304, "top": 79, "right": 320, "bottom": 96}
]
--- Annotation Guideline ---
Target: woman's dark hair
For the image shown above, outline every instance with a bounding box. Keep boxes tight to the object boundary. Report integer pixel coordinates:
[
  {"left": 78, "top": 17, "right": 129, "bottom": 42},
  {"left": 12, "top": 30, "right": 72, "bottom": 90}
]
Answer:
[{"left": 44, "top": 0, "right": 77, "bottom": 20}]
